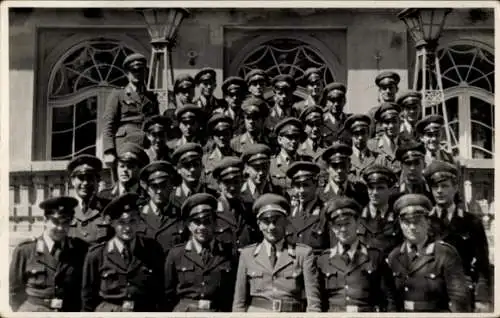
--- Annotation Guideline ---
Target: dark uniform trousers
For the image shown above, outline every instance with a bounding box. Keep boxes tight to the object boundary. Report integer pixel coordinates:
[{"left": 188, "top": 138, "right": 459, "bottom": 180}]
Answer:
[
  {"left": 215, "top": 195, "right": 262, "bottom": 250},
  {"left": 286, "top": 197, "right": 329, "bottom": 255},
  {"left": 68, "top": 196, "right": 112, "bottom": 245},
  {"left": 81, "top": 236, "right": 164, "bottom": 312},
  {"left": 428, "top": 206, "right": 491, "bottom": 306},
  {"left": 136, "top": 202, "right": 188, "bottom": 255},
  {"left": 9, "top": 237, "right": 88, "bottom": 312},
  {"left": 102, "top": 85, "right": 159, "bottom": 155},
  {"left": 317, "top": 243, "right": 396, "bottom": 312},
  {"left": 387, "top": 240, "right": 471, "bottom": 312},
  {"left": 356, "top": 208, "right": 403, "bottom": 257},
  {"left": 163, "top": 240, "right": 238, "bottom": 312}
]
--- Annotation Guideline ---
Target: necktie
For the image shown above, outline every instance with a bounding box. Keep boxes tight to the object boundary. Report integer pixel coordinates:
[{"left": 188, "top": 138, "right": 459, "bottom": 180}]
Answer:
[
  {"left": 408, "top": 244, "right": 418, "bottom": 262},
  {"left": 122, "top": 244, "right": 131, "bottom": 265},
  {"left": 337, "top": 186, "right": 344, "bottom": 196},
  {"left": 201, "top": 247, "right": 211, "bottom": 265},
  {"left": 82, "top": 201, "right": 88, "bottom": 212},
  {"left": 342, "top": 245, "right": 350, "bottom": 265},
  {"left": 52, "top": 242, "right": 62, "bottom": 260},
  {"left": 269, "top": 244, "right": 277, "bottom": 268}
]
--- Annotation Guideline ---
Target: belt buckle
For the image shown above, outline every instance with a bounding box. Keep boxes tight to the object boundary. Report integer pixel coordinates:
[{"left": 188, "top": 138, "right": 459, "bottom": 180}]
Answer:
[
  {"left": 272, "top": 299, "right": 282, "bottom": 312},
  {"left": 122, "top": 300, "right": 135, "bottom": 311},
  {"left": 346, "top": 305, "right": 358, "bottom": 312},
  {"left": 49, "top": 298, "right": 63, "bottom": 309},
  {"left": 404, "top": 300, "right": 415, "bottom": 311},
  {"left": 198, "top": 300, "right": 211, "bottom": 310}
]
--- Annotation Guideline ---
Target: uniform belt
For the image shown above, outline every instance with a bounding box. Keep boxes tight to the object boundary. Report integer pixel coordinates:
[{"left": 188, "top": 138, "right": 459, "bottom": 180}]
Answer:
[
  {"left": 403, "top": 299, "right": 446, "bottom": 312},
  {"left": 250, "top": 297, "right": 305, "bottom": 312},
  {"left": 327, "top": 303, "right": 375, "bottom": 312},
  {"left": 177, "top": 298, "right": 217, "bottom": 311},
  {"left": 26, "top": 295, "right": 63, "bottom": 310}
]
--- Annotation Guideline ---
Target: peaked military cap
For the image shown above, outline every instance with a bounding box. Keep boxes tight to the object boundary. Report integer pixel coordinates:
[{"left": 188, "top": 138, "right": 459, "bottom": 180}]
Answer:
[
  {"left": 345, "top": 114, "right": 372, "bottom": 132},
  {"left": 142, "top": 115, "right": 169, "bottom": 133},
  {"left": 212, "top": 156, "right": 243, "bottom": 181},
  {"left": 123, "top": 53, "right": 147, "bottom": 70},
  {"left": 175, "top": 104, "right": 204, "bottom": 120},
  {"left": 194, "top": 67, "right": 216, "bottom": 84},
  {"left": 103, "top": 193, "right": 140, "bottom": 222},
  {"left": 171, "top": 142, "right": 203, "bottom": 165},
  {"left": 323, "top": 82, "right": 347, "bottom": 98},
  {"left": 272, "top": 74, "right": 297, "bottom": 91},
  {"left": 423, "top": 160, "right": 459, "bottom": 184},
  {"left": 174, "top": 74, "right": 195, "bottom": 93},
  {"left": 303, "top": 67, "right": 321, "bottom": 83},
  {"left": 245, "top": 69, "right": 269, "bottom": 84},
  {"left": 416, "top": 114, "right": 445, "bottom": 135},
  {"left": 397, "top": 90, "right": 422, "bottom": 106},
  {"left": 40, "top": 196, "right": 78, "bottom": 219},
  {"left": 322, "top": 142, "right": 353, "bottom": 163},
  {"left": 182, "top": 193, "right": 218, "bottom": 220},
  {"left": 375, "top": 71, "right": 400, "bottom": 87},
  {"left": 253, "top": 193, "right": 290, "bottom": 219},
  {"left": 116, "top": 142, "right": 149, "bottom": 166},
  {"left": 274, "top": 117, "right": 304, "bottom": 136},
  {"left": 286, "top": 161, "right": 321, "bottom": 181},
  {"left": 395, "top": 139, "right": 426, "bottom": 162},
  {"left": 241, "top": 143, "right": 272, "bottom": 165},
  {"left": 325, "top": 196, "right": 361, "bottom": 221},
  {"left": 299, "top": 105, "right": 323, "bottom": 123},
  {"left": 207, "top": 113, "right": 233, "bottom": 133},
  {"left": 362, "top": 164, "right": 397, "bottom": 186},
  {"left": 139, "top": 160, "right": 179, "bottom": 185},
  {"left": 241, "top": 96, "right": 269, "bottom": 117},
  {"left": 394, "top": 194, "right": 432, "bottom": 217},
  {"left": 375, "top": 102, "right": 401, "bottom": 122},
  {"left": 67, "top": 154, "right": 103, "bottom": 176},
  {"left": 222, "top": 76, "right": 247, "bottom": 94}
]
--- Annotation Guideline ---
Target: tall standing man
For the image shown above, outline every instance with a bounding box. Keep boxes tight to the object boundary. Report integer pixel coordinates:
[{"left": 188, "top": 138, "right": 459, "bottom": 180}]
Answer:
[
  {"left": 368, "top": 71, "right": 400, "bottom": 137},
  {"left": 232, "top": 193, "right": 321, "bottom": 312},
  {"left": 320, "top": 82, "right": 351, "bottom": 144},
  {"left": 10, "top": 197, "right": 88, "bottom": 312},
  {"left": 194, "top": 67, "right": 225, "bottom": 115},
  {"left": 397, "top": 91, "right": 422, "bottom": 140}
]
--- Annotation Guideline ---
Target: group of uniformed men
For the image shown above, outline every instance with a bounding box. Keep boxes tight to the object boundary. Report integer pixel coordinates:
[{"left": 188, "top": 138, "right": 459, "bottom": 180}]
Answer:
[{"left": 9, "top": 52, "right": 492, "bottom": 312}]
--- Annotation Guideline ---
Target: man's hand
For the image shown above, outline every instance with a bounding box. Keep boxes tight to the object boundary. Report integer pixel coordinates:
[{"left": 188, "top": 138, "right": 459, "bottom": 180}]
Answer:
[
  {"left": 103, "top": 153, "right": 116, "bottom": 167},
  {"left": 475, "top": 302, "right": 491, "bottom": 312}
]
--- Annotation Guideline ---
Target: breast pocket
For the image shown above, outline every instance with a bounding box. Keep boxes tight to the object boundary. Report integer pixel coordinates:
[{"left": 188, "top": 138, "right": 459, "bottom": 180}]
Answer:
[
  {"left": 424, "top": 272, "right": 443, "bottom": 292},
  {"left": 26, "top": 265, "right": 47, "bottom": 287},
  {"left": 176, "top": 265, "right": 195, "bottom": 288},
  {"left": 323, "top": 271, "right": 339, "bottom": 290},
  {"left": 247, "top": 271, "right": 265, "bottom": 292},
  {"left": 392, "top": 272, "right": 404, "bottom": 289},
  {"left": 100, "top": 269, "right": 121, "bottom": 293}
]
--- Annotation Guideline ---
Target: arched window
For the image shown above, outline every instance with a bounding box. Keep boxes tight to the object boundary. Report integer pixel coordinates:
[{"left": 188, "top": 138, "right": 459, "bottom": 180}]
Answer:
[{"left": 47, "top": 38, "right": 140, "bottom": 160}]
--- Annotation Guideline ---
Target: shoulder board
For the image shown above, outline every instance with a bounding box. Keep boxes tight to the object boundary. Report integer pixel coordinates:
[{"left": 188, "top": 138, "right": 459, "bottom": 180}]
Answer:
[
  {"left": 437, "top": 240, "right": 455, "bottom": 249},
  {"left": 172, "top": 242, "right": 186, "bottom": 249},
  {"left": 19, "top": 236, "right": 37, "bottom": 246},
  {"left": 88, "top": 241, "right": 106, "bottom": 253},
  {"left": 242, "top": 243, "right": 258, "bottom": 250}
]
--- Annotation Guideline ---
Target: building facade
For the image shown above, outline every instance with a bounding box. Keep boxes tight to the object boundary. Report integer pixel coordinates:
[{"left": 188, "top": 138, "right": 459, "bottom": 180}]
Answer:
[{"left": 9, "top": 8, "right": 494, "bottom": 247}]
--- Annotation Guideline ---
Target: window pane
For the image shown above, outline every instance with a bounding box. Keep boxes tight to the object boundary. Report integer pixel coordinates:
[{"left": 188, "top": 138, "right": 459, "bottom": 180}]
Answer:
[
  {"left": 470, "top": 95, "right": 494, "bottom": 159},
  {"left": 51, "top": 131, "right": 73, "bottom": 160},
  {"left": 75, "top": 97, "right": 97, "bottom": 127},
  {"left": 52, "top": 105, "right": 74, "bottom": 133},
  {"left": 74, "top": 121, "right": 96, "bottom": 156},
  {"left": 471, "top": 97, "right": 493, "bottom": 128}
]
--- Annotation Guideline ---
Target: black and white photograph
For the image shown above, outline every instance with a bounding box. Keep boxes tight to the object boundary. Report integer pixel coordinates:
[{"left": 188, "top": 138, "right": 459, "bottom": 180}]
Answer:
[{"left": 3, "top": 1, "right": 497, "bottom": 315}]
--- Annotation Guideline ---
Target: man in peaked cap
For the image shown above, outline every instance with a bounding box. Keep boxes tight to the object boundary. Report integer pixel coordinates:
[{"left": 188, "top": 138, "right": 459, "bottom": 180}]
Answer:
[
  {"left": 103, "top": 53, "right": 159, "bottom": 169},
  {"left": 298, "top": 105, "right": 330, "bottom": 160},
  {"left": 82, "top": 193, "right": 164, "bottom": 312},
  {"left": 164, "top": 193, "right": 238, "bottom": 312},
  {"left": 394, "top": 139, "right": 433, "bottom": 201},
  {"left": 367, "top": 102, "right": 406, "bottom": 176},
  {"left": 368, "top": 71, "right": 401, "bottom": 138},
  {"left": 344, "top": 114, "right": 380, "bottom": 182},
  {"left": 285, "top": 161, "right": 329, "bottom": 255},
  {"left": 386, "top": 194, "right": 470, "bottom": 312},
  {"left": 10, "top": 196, "right": 88, "bottom": 312},
  {"left": 320, "top": 82, "right": 352, "bottom": 145},
  {"left": 398, "top": 90, "right": 422, "bottom": 140},
  {"left": 424, "top": 160, "right": 491, "bottom": 312},
  {"left": 231, "top": 96, "right": 272, "bottom": 155},
  {"left": 357, "top": 164, "right": 402, "bottom": 256},
  {"left": 416, "top": 114, "right": 455, "bottom": 167},
  {"left": 163, "top": 74, "right": 196, "bottom": 141},
  {"left": 142, "top": 115, "right": 172, "bottom": 162},
  {"left": 194, "top": 67, "right": 224, "bottom": 115},
  {"left": 245, "top": 69, "right": 269, "bottom": 100},
  {"left": 167, "top": 104, "right": 206, "bottom": 150},
  {"left": 204, "top": 114, "right": 239, "bottom": 188},
  {"left": 269, "top": 117, "right": 311, "bottom": 191},
  {"left": 214, "top": 76, "right": 247, "bottom": 135},
  {"left": 136, "top": 160, "right": 186, "bottom": 254},
  {"left": 293, "top": 68, "right": 324, "bottom": 115},
  {"left": 212, "top": 156, "right": 261, "bottom": 250},
  {"left": 319, "top": 142, "right": 368, "bottom": 206},
  {"left": 240, "top": 143, "right": 281, "bottom": 209},
  {"left": 317, "top": 196, "right": 396, "bottom": 312},
  {"left": 172, "top": 143, "right": 217, "bottom": 208},
  {"left": 99, "top": 142, "right": 150, "bottom": 203},
  {"left": 232, "top": 193, "right": 321, "bottom": 312},
  {"left": 264, "top": 74, "right": 298, "bottom": 138},
  {"left": 66, "top": 155, "right": 111, "bottom": 245}
]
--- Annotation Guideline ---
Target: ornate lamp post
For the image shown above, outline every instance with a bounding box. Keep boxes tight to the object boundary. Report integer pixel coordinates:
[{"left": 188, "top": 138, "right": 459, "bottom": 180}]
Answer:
[
  {"left": 398, "top": 8, "right": 453, "bottom": 150},
  {"left": 138, "top": 8, "right": 190, "bottom": 113}
]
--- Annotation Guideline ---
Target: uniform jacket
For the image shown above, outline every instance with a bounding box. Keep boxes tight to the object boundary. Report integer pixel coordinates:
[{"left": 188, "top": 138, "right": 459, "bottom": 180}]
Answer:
[
  {"left": 170, "top": 182, "right": 217, "bottom": 211},
  {"left": 317, "top": 242, "right": 396, "bottom": 312},
  {"left": 9, "top": 236, "right": 88, "bottom": 312},
  {"left": 297, "top": 138, "right": 326, "bottom": 160},
  {"left": 286, "top": 197, "right": 329, "bottom": 254},
  {"left": 145, "top": 146, "right": 171, "bottom": 163},
  {"left": 166, "top": 136, "right": 206, "bottom": 152},
  {"left": 230, "top": 132, "right": 274, "bottom": 156},
  {"left": 162, "top": 101, "right": 181, "bottom": 141},
  {"left": 393, "top": 178, "right": 434, "bottom": 204},
  {"left": 102, "top": 84, "right": 159, "bottom": 154},
  {"left": 98, "top": 184, "right": 148, "bottom": 207},
  {"left": 203, "top": 146, "right": 239, "bottom": 189},
  {"left": 194, "top": 95, "right": 225, "bottom": 116},
  {"left": 81, "top": 236, "right": 164, "bottom": 312},
  {"left": 387, "top": 240, "right": 471, "bottom": 312},
  {"left": 215, "top": 194, "right": 261, "bottom": 250},
  {"left": 163, "top": 239, "right": 238, "bottom": 312},
  {"left": 292, "top": 96, "right": 317, "bottom": 115},
  {"left": 356, "top": 206, "right": 403, "bottom": 257},
  {"left": 136, "top": 201, "right": 187, "bottom": 255},
  {"left": 367, "top": 135, "right": 408, "bottom": 176},
  {"left": 318, "top": 179, "right": 369, "bottom": 208},
  {"left": 428, "top": 205, "right": 491, "bottom": 303},
  {"left": 368, "top": 105, "right": 384, "bottom": 138},
  {"left": 269, "top": 152, "right": 313, "bottom": 190},
  {"left": 424, "top": 149, "right": 456, "bottom": 167},
  {"left": 68, "top": 195, "right": 111, "bottom": 245},
  {"left": 232, "top": 241, "right": 321, "bottom": 312},
  {"left": 212, "top": 104, "right": 245, "bottom": 135},
  {"left": 322, "top": 112, "right": 352, "bottom": 145},
  {"left": 349, "top": 147, "right": 379, "bottom": 183},
  {"left": 240, "top": 179, "right": 283, "bottom": 212}
]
